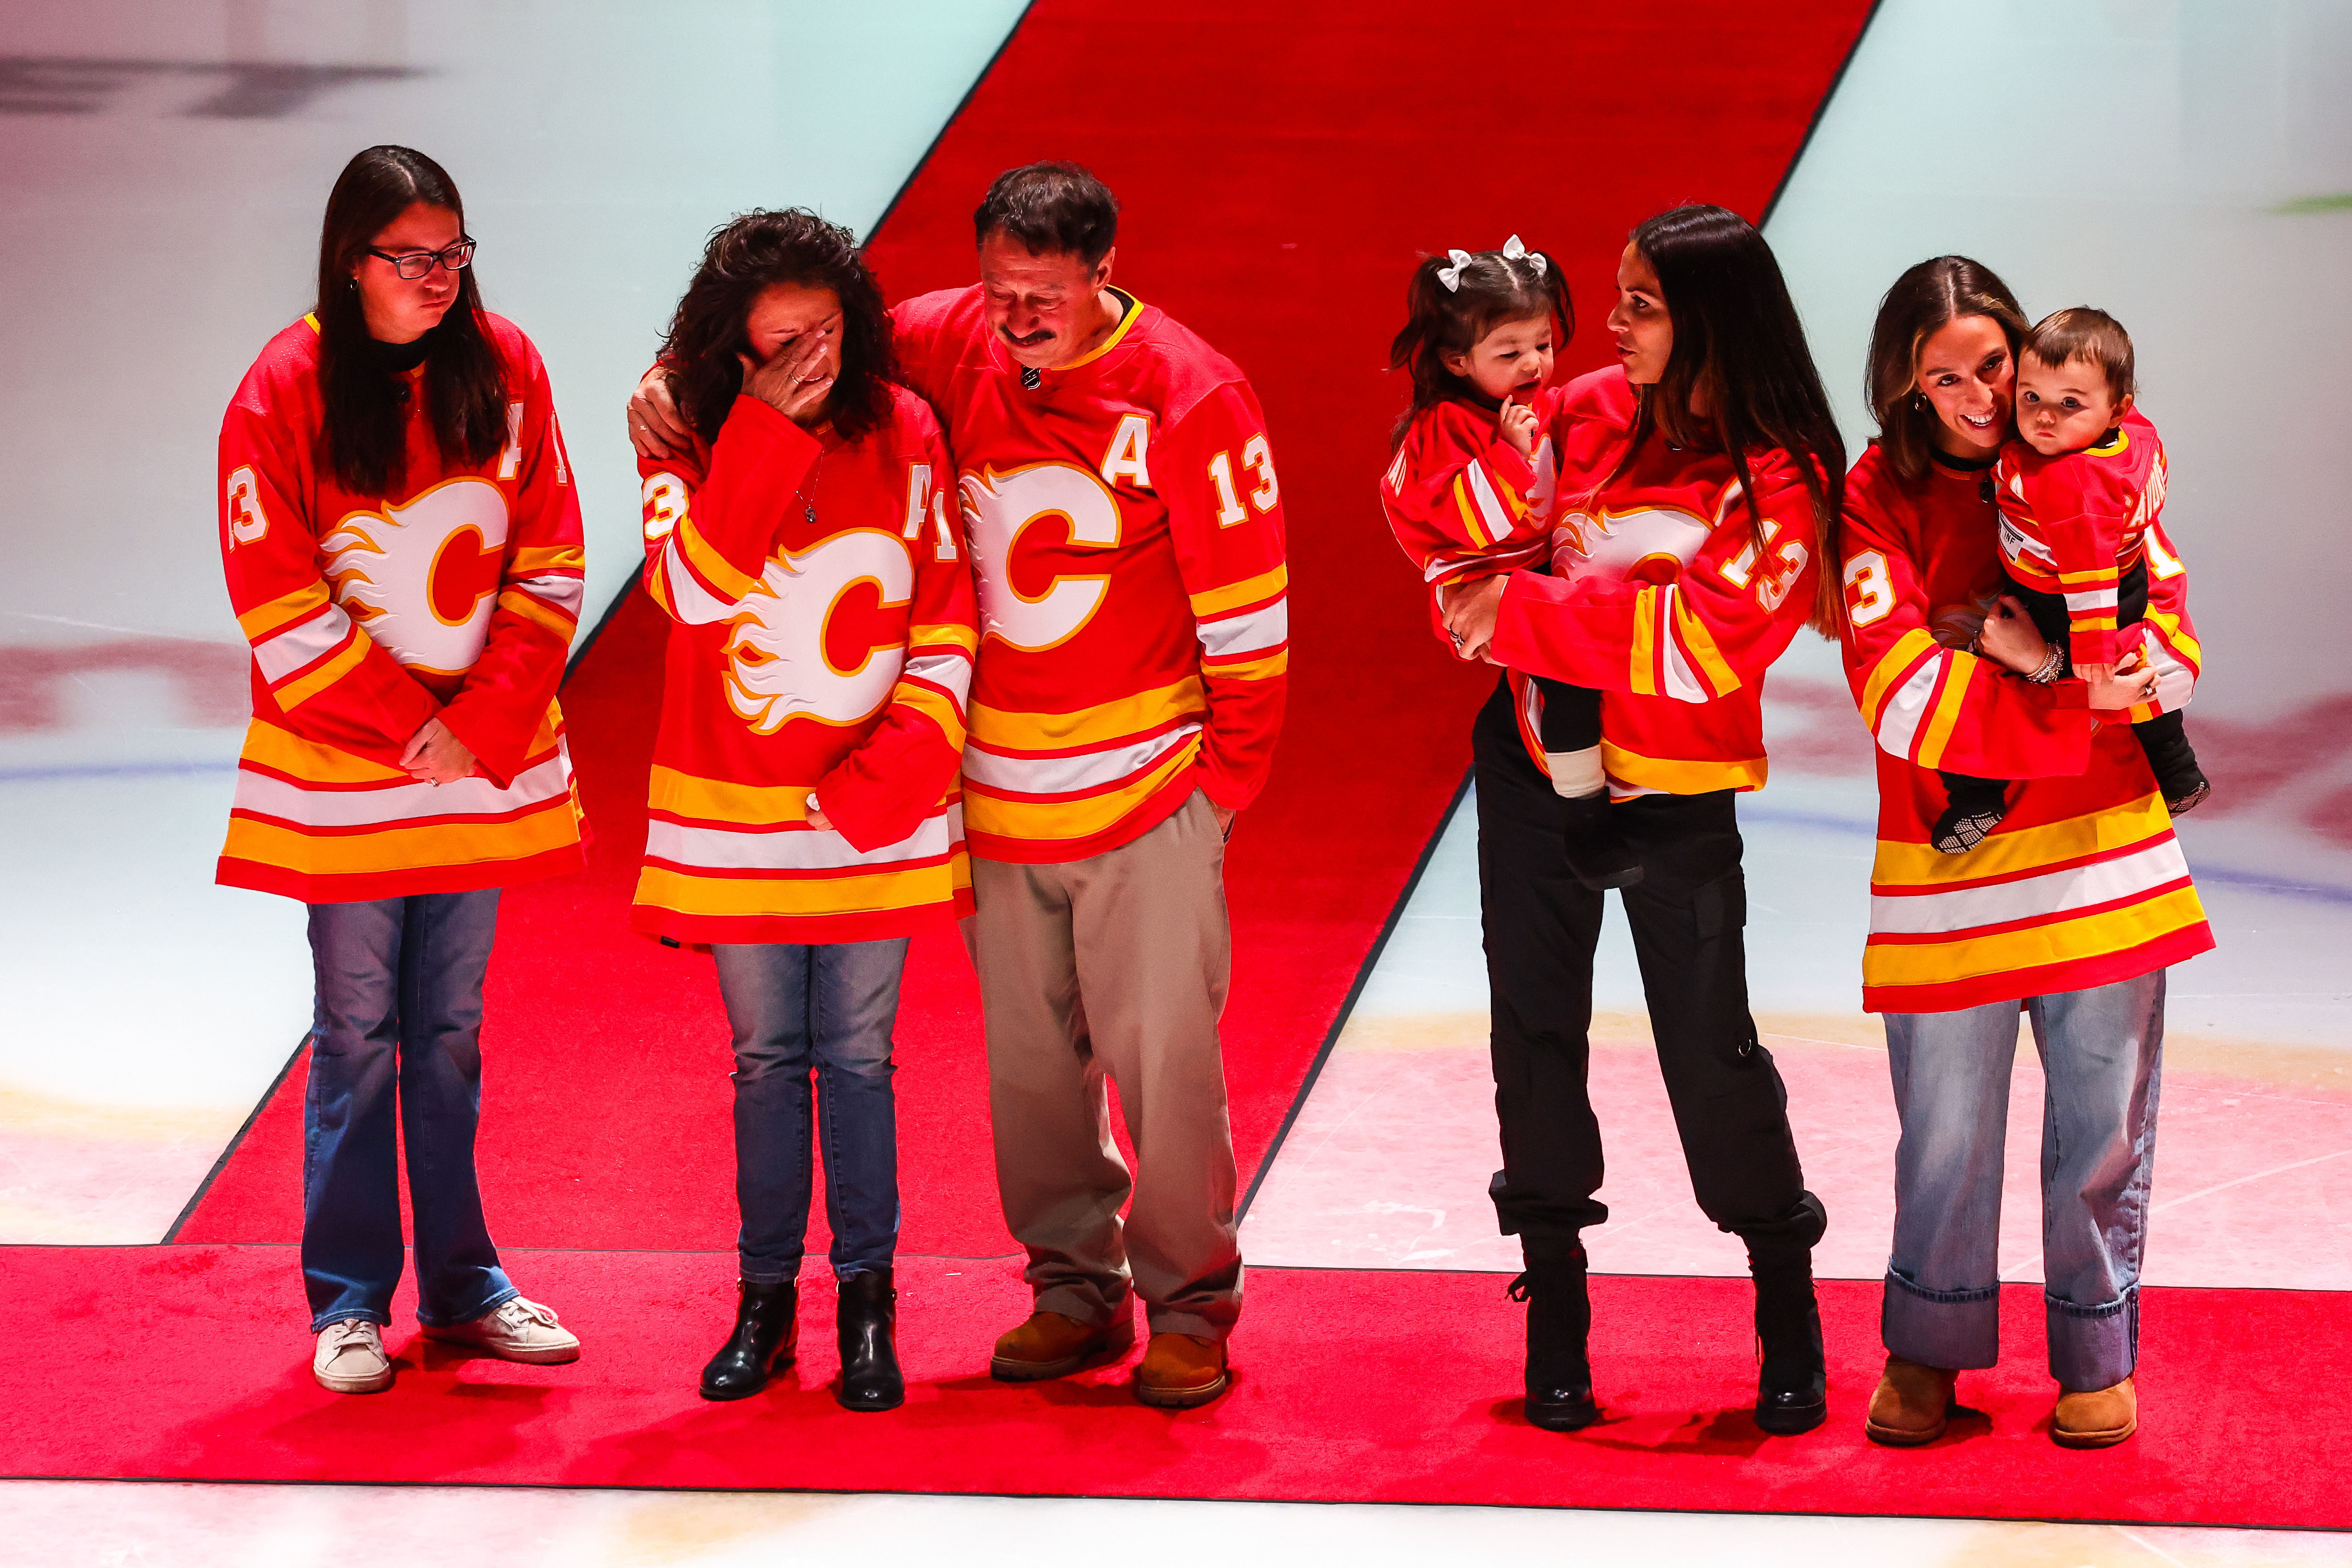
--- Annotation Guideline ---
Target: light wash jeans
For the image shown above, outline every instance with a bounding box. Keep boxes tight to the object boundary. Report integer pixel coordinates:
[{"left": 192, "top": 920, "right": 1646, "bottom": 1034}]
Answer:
[
  {"left": 711, "top": 939, "right": 908, "bottom": 1283},
  {"left": 302, "top": 890, "right": 517, "bottom": 1331},
  {"left": 1881, "top": 969, "right": 2166, "bottom": 1392}
]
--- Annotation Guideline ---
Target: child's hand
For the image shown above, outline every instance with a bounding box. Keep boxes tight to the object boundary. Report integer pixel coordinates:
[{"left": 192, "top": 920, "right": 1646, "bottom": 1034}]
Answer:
[
  {"left": 1974, "top": 595, "right": 2049, "bottom": 674},
  {"left": 2085, "top": 650, "right": 2161, "bottom": 710},
  {"left": 1498, "top": 394, "right": 1539, "bottom": 459}
]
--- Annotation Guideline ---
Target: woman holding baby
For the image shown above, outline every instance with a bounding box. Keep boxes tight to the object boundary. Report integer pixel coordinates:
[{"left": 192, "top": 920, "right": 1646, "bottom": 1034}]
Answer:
[{"left": 1833, "top": 256, "right": 2214, "bottom": 1450}]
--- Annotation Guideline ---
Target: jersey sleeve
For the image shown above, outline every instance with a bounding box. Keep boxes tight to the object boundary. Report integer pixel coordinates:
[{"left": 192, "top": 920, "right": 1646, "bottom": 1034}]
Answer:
[
  {"left": 887, "top": 294, "right": 953, "bottom": 419},
  {"left": 1488, "top": 456, "right": 1819, "bottom": 703},
  {"left": 638, "top": 393, "right": 820, "bottom": 627},
  {"left": 811, "top": 417, "right": 980, "bottom": 853},
  {"left": 2128, "top": 516, "right": 2201, "bottom": 721},
  {"left": 1162, "top": 380, "right": 1288, "bottom": 811},
  {"left": 219, "top": 385, "right": 441, "bottom": 768},
  {"left": 1838, "top": 487, "right": 2094, "bottom": 777},
  {"left": 435, "top": 344, "right": 586, "bottom": 788},
  {"left": 2013, "top": 456, "right": 2130, "bottom": 669},
  {"left": 1381, "top": 400, "right": 1548, "bottom": 592}
]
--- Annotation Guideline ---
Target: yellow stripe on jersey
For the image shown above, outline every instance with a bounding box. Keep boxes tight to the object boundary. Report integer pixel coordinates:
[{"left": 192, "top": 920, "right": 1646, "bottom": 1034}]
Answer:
[
  {"left": 498, "top": 587, "right": 576, "bottom": 639},
  {"left": 222, "top": 800, "right": 578, "bottom": 875},
  {"left": 509, "top": 544, "right": 586, "bottom": 574},
  {"left": 273, "top": 634, "right": 368, "bottom": 709},
  {"left": 1860, "top": 629, "right": 1937, "bottom": 728},
  {"left": 968, "top": 674, "right": 1204, "bottom": 752},
  {"left": 909, "top": 621, "right": 980, "bottom": 654},
  {"left": 1913, "top": 654, "right": 1978, "bottom": 772},
  {"left": 895, "top": 682, "right": 968, "bottom": 752},
  {"left": 962, "top": 735, "right": 1200, "bottom": 843},
  {"left": 1189, "top": 564, "right": 1290, "bottom": 620},
  {"left": 1601, "top": 740, "right": 1768, "bottom": 796},
  {"left": 2145, "top": 609, "right": 2200, "bottom": 665},
  {"left": 242, "top": 718, "right": 411, "bottom": 783},
  {"left": 1207, "top": 649, "right": 1287, "bottom": 682},
  {"left": 1627, "top": 585, "right": 1660, "bottom": 697},
  {"left": 1672, "top": 591, "right": 1740, "bottom": 698},
  {"left": 1873, "top": 791, "right": 2171, "bottom": 888},
  {"left": 649, "top": 764, "right": 812, "bottom": 826},
  {"left": 678, "top": 517, "right": 762, "bottom": 603},
  {"left": 1863, "top": 885, "right": 2208, "bottom": 989},
  {"left": 239, "top": 581, "right": 332, "bottom": 641},
  {"left": 1451, "top": 476, "right": 1492, "bottom": 550},
  {"left": 635, "top": 863, "right": 960, "bottom": 919}
]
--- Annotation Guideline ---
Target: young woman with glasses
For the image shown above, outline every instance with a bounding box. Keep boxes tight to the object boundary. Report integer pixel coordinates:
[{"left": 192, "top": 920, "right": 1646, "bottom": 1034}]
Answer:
[{"left": 215, "top": 144, "right": 588, "bottom": 1394}]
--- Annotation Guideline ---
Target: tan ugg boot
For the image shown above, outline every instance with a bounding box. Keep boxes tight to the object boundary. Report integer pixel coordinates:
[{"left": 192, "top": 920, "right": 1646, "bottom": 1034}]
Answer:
[
  {"left": 1864, "top": 1354, "right": 1958, "bottom": 1446},
  {"left": 2052, "top": 1376, "right": 2138, "bottom": 1448}
]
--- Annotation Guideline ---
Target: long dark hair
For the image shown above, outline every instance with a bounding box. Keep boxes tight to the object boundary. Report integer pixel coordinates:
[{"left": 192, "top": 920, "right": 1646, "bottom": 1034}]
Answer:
[
  {"left": 1865, "top": 255, "right": 2029, "bottom": 484},
  {"left": 1387, "top": 243, "right": 1571, "bottom": 450},
  {"left": 660, "top": 209, "right": 899, "bottom": 447},
  {"left": 314, "top": 145, "right": 507, "bottom": 496},
  {"left": 1607, "top": 205, "right": 1847, "bottom": 631}
]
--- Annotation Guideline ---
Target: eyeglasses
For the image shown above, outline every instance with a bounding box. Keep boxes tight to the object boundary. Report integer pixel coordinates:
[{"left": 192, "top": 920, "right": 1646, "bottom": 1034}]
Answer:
[{"left": 365, "top": 237, "right": 477, "bottom": 280}]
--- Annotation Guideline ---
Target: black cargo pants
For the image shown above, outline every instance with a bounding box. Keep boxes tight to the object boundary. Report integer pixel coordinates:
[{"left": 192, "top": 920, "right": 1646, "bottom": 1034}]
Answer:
[{"left": 1472, "top": 677, "right": 1823, "bottom": 1264}]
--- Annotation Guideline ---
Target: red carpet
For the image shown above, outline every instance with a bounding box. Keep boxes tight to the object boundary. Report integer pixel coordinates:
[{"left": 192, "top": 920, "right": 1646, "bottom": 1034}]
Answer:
[
  {"left": 4, "top": 1247, "right": 2347, "bottom": 1529},
  {"left": 173, "top": 0, "right": 1879, "bottom": 1256}
]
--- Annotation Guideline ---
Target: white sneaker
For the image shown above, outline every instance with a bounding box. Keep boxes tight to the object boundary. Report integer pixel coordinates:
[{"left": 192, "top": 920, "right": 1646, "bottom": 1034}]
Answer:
[
  {"left": 424, "top": 1296, "right": 581, "bottom": 1364},
  {"left": 313, "top": 1318, "right": 393, "bottom": 1394}
]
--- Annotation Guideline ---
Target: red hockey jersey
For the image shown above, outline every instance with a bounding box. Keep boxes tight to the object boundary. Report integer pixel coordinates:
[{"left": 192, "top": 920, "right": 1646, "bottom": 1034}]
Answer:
[
  {"left": 1487, "top": 366, "right": 1820, "bottom": 796},
  {"left": 1379, "top": 388, "right": 1564, "bottom": 628},
  {"left": 215, "top": 313, "right": 585, "bottom": 902},
  {"left": 891, "top": 285, "right": 1287, "bottom": 863},
  {"left": 632, "top": 385, "right": 977, "bottom": 945},
  {"left": 1993, "top": 407, "right": 2168, "bottom": 669},
  {"left": 1839, "top": 440, "right": 2211, "bottom": 1013}
]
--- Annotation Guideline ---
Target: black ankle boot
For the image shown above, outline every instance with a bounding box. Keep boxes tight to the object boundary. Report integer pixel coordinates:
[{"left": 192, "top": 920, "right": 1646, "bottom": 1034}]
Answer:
[
  {"left": 834, "top": 1268, "right": 904, "bottom": 1412},
  {"left": 1559, "top": 795, "right": 1643, "bottom": 891},
  {"left": 699, "top": 1280, "right": 796, "bottom": 1401},
  {"left": 1749, "top": 1253, "right": 1827, "bottom": 1435},
  {"left": 1510, "top": 1248, "right": 1598, "bottom": 1431}
]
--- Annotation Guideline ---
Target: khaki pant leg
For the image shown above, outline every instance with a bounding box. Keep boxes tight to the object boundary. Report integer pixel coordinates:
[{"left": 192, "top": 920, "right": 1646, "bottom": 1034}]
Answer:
[
  {"left": 1065, "top": 791, "right": 1242, "bottom": 1340},
  {"left": 964, "top": 854, "right": 1134, "bottom": 1328}
]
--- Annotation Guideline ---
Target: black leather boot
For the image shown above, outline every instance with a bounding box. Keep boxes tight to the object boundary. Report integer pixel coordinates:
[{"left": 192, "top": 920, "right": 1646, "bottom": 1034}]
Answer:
[
  {"left": 834, "top": 1268, "right": 904, "bottom": 1412},
  {"left": 1510, "top": 1246, "right": 1599, "bottom": 1431},
  {"left": 699, "top": 1280, "right": 796, "bottom": 1401},
  {"left": 1747, "top": 1193, "right": 1829, "bottom": 1435}
]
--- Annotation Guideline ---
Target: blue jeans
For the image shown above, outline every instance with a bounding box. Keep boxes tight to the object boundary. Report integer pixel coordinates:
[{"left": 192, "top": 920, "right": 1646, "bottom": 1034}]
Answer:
[
  {"left": 302, "top": 891, "right": 517, "bottom": 1331},
  {"left": 712, "top": 939, "right": 908, "bottom": 1282},
  {"left": 1881, "top": 969, "right": 2166, "bottom": 1391}
]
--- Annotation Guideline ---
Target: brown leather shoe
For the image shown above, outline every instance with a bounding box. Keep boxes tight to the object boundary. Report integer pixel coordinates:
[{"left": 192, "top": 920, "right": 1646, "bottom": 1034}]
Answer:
[
  {"left": 1864, "top": 1355, "right": 1958, "bottom": 1447},
  {"left": 2052, "top": 1376, "right": 2137, "bottom": 1448},
  {"left": 989, "top": 1310, "right": 1134, "bottom": 1382},
  {"left": 1134, "top": 1332, "right": 1229, "bottom": 1409}
]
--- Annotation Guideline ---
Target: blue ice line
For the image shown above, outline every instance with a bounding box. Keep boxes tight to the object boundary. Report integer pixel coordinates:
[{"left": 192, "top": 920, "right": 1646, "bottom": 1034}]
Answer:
[
  {"left": 0, "top": 761, "right": 239, "bottom": 784},
  {"left": 1738, "top": 805, "right": 2352, "bottom": 909}
]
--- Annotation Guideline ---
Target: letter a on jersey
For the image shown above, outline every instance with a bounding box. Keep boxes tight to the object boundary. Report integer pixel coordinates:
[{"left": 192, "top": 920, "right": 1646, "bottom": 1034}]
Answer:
[{"left": 1100, "top": 414, "right": 1152, "bottom": 490}]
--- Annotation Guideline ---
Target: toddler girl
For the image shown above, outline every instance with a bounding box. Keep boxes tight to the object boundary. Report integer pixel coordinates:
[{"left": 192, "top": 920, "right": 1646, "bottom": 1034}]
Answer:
[{"left": 1380, "top": 238, "right": 1639, "bottom": 888}]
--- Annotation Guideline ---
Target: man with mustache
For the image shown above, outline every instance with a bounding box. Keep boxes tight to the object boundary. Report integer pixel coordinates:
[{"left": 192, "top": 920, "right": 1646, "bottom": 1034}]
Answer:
[{"left": 631, "top": 161, "right": 1288, "bottom": 1407}]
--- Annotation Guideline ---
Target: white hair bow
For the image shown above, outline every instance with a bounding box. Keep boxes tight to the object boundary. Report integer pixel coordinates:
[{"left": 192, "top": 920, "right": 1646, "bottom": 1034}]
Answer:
[
  {"left": 1437, "top": 238, "right": 1546, "bottom": 293},
  {"left": 1500, "top": 234, "right": 1547, "bottom": 278}
]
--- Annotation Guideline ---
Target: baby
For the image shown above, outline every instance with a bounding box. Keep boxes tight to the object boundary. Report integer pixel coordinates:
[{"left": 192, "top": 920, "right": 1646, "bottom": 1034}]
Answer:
[{"left": 1934, "top": 307, "right": 2208, "bottom": 853}]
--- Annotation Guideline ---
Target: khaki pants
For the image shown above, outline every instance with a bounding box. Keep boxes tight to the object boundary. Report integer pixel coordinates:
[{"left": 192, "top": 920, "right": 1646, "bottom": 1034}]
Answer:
[{"left": 963, "top": 790, "right": 1242, "bottom": 1340}]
